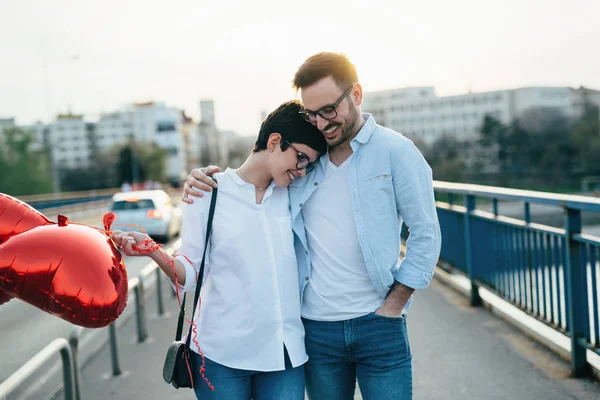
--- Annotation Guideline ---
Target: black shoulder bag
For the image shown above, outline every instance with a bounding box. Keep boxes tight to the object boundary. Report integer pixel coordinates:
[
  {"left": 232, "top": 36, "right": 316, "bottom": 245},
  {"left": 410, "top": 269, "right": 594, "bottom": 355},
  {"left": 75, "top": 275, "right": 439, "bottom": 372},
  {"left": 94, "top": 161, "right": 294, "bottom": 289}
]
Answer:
[{"left": 163, "top": 182, "right": 218, "bottom": 389}]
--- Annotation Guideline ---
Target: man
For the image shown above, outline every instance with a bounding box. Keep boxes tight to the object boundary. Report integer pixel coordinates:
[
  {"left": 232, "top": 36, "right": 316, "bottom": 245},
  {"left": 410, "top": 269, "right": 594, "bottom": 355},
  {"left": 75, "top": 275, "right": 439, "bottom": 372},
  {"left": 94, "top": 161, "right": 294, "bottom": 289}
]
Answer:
[{"left": 182, "top": 52, "right": 441, "bottom": 399}]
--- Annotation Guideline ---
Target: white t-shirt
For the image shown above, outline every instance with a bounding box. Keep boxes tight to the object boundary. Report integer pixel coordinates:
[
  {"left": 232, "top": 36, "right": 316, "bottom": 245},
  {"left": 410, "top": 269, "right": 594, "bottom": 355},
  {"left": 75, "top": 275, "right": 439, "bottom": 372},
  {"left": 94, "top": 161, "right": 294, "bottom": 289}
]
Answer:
[
  {"left": 301, "top": 155, "right": 384, "bottom": 321},
  {"left": 174, "top": 168, "right": 307, "bottom": 371}
]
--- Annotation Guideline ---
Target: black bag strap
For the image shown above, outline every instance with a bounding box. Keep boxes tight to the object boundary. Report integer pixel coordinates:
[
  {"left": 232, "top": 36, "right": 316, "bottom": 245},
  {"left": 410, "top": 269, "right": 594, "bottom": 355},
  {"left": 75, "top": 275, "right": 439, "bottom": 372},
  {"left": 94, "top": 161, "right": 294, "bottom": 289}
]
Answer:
[{"left": 175, "top": 179, "right": 218, "bottom": 344}]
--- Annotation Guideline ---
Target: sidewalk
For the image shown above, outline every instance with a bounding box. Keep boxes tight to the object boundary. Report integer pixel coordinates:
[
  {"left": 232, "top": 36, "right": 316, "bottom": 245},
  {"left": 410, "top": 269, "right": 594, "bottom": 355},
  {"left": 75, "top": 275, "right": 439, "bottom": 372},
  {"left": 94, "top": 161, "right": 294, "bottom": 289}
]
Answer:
[{"left": 56, "top": 277, "right": 600, "bottom": 400}]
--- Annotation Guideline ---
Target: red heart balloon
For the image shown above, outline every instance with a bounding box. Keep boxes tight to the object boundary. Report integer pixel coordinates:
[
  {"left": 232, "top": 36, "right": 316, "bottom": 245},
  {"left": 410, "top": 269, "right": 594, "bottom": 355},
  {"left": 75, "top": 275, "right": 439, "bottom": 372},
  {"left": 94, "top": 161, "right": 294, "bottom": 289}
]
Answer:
[{"left": 0, "top": 193, "right": 128, "bottom": 328}]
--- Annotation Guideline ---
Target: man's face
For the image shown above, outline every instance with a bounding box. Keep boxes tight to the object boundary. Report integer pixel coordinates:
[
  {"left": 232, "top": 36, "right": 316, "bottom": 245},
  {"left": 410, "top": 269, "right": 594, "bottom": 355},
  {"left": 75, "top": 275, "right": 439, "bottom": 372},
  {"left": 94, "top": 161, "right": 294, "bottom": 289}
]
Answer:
[{"left": 300, "top": 77, "right": 361, "bottom": 149}]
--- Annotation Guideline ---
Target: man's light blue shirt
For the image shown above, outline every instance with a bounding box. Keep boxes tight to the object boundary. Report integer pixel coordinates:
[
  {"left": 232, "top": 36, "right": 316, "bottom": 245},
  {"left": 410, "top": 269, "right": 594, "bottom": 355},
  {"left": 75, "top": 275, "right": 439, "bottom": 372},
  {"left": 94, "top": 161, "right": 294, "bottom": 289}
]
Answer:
[{"left": 289, "top": 114, "right": 441, "bottom": 307}]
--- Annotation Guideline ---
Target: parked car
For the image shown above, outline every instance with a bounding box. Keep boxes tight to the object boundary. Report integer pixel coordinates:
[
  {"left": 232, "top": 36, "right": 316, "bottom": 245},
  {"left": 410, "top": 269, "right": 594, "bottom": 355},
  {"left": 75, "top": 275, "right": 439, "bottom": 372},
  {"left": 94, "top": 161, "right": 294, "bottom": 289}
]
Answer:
[{"left": 109, "top": 190, "right": 182, "bottom": 243}]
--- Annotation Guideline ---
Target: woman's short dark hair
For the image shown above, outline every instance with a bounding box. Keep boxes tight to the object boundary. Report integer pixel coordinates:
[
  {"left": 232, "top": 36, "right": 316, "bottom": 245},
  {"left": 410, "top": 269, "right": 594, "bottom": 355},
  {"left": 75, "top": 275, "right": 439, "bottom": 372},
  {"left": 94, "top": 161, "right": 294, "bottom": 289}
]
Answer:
[
  {"left": 253, "top": 100, "right": 327, "bottom": 154},
  {"left": 292, "top": 52, "right": 358, "bottom": 91}
]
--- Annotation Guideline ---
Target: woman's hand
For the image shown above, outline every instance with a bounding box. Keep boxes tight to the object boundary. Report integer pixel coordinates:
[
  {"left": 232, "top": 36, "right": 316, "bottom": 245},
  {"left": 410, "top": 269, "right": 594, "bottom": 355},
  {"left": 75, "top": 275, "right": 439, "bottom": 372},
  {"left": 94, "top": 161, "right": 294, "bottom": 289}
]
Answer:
[
  {"left": 182, "top": 166, "right": 221, "bottom": 204},
  {"left": 110, "top": 230, "right": 157, "bottom": 257}
]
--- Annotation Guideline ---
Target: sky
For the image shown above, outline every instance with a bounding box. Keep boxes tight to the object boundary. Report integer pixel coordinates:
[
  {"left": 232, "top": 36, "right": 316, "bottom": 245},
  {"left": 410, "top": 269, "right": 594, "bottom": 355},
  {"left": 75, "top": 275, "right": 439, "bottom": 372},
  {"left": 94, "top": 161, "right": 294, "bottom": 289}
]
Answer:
[{"left": 1, "top": 0, "right": 599, "bottom": 136}]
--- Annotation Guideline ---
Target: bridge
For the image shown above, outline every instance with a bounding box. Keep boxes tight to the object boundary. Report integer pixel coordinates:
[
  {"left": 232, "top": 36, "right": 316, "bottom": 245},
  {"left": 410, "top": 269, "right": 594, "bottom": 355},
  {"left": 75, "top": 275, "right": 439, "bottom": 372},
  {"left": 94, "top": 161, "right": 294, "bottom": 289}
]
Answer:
[{"left": 1, "top": 182, "right": 600, "bottom": 399}]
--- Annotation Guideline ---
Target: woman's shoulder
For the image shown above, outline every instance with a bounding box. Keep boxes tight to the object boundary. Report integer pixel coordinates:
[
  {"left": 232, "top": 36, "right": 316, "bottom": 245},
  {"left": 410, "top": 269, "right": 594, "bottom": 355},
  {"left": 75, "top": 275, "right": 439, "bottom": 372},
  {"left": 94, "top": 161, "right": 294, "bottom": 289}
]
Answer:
[
  {"left": 182, "top": 192, "right": 212, "bottom": 216},
  {"left": 212, "top": 171, "right": 227, "bottom": 183}
]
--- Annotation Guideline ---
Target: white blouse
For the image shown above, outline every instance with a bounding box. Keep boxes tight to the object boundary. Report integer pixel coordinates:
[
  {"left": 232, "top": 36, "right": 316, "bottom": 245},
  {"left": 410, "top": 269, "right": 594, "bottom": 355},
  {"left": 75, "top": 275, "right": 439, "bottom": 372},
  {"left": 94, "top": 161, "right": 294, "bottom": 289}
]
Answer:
[{"left": 173, "top": 168, "right": 307, "bottom": 371}]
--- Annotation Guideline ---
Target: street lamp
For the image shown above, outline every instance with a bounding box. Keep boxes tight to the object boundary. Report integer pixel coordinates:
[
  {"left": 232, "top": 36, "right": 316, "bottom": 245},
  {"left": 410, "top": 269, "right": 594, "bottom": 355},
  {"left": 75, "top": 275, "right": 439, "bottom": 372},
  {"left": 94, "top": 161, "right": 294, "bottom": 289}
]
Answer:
[{"left": 129, "top": 132, "right": 139, "bottom": 186}]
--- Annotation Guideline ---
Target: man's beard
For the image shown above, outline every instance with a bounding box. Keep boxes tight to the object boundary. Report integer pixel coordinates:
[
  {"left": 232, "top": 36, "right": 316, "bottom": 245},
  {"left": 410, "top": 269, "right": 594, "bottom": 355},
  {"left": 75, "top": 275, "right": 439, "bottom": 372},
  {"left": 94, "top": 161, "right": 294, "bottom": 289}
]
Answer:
[{"left": 327, "top": 104, "right": 359, "bottom": 149}]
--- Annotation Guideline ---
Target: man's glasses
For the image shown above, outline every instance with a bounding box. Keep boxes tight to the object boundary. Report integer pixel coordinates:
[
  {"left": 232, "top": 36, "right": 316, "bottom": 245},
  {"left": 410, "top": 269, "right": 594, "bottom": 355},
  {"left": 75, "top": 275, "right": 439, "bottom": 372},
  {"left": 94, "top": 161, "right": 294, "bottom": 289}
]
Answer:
[
  {"left": 285, "top": 141, "right": 315, "bottom": 173},
  {"left": 299, "top": 85, "right": 353, "bottom": 123}
]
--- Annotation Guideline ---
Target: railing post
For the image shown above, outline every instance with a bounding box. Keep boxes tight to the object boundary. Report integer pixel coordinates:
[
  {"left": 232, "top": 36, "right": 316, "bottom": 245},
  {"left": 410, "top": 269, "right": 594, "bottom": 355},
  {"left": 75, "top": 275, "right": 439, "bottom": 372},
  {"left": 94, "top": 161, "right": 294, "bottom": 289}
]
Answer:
[
  {"left": 564, "top": 208, "right": 590, "bottom": 376},
  {"left": 59, "top": 345, "right": 76, "bottom": 400},
  {"left": 135, "top": 276, "right": 149, "bottom": 342},
  {"left": 109, "top": 323, "right": 122, "bottom": 376},
  {"left": 524, "top": 202, "right": 534, "bottom": 311},
  {"left": 68, "top": 328, "right": 83, "bottom": 400},
  {"left": 464, "top": 194, "right": 482, "bottom": 306},
  {"left": 156, "top": 267, "right": 165, "bottom": 316}
]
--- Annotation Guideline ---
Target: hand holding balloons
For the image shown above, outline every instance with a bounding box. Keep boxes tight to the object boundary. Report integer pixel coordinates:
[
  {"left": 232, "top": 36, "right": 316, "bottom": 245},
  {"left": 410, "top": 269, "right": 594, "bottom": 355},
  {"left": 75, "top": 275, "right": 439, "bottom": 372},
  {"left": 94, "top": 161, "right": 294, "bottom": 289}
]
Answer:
[{"left": 111, "top": 230, "right": 158, "bottom": 257}]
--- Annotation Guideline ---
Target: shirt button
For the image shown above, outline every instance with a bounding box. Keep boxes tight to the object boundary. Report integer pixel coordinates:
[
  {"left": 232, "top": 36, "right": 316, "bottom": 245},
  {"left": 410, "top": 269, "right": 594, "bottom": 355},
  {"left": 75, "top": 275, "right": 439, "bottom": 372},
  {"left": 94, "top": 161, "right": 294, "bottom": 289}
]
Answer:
[
  {"left": 299, "top": 203, "right": 303, "bottom": 208},
  {"left": 305, "top": 250, "right": 308, "bottom": 254},
  {"left": 305, "top": 277, "right": 309, "bottom": 281},
  {"left": 314, "top": 182, "right": 319, "bottom": 186}
]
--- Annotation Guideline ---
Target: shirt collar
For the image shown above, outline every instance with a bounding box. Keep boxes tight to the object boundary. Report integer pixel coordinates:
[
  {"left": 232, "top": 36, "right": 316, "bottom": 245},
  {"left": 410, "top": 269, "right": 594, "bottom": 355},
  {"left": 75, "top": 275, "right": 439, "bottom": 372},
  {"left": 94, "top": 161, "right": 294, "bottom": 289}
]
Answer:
[
  {"left": 352, "top": 113, "right": 377, "bottom": 145},
  {"left": 315, "top": 114, "right": 377, "bottom": 171},
  {"left": 226, "top": 167, "right": 277, "bottom": 199},
  {"left": 226, "top": 167, "right": 246, "bottom": 186}
]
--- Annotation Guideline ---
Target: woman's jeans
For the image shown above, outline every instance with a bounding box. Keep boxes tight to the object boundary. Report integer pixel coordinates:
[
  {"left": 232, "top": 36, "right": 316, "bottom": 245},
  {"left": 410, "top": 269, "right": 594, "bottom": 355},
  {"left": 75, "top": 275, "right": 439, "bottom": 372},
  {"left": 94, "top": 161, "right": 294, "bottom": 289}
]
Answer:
[
  {"left": 192, "top": 348, "right": 305, "bottom": 400},
  {"left": 303, "top": 312, "right": 412, "bottom": 400}
]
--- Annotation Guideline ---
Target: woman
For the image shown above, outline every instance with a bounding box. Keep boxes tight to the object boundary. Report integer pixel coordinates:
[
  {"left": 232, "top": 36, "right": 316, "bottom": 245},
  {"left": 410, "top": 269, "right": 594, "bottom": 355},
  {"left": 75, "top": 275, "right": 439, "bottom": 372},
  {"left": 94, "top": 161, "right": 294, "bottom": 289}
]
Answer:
[{"left": 111, "top": 100, "right": 326, "bottom": 400}]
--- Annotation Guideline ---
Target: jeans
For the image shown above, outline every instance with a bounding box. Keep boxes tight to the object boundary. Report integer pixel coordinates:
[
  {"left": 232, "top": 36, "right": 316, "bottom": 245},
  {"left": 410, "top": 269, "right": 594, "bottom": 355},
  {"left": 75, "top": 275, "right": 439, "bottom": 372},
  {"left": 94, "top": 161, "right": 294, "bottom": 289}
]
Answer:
[
  {"left": 303, "top": 313, "right": 412, "bottom": 400},
  {"left": 192, "top": 348, "right": 305, "bottom": 400}
]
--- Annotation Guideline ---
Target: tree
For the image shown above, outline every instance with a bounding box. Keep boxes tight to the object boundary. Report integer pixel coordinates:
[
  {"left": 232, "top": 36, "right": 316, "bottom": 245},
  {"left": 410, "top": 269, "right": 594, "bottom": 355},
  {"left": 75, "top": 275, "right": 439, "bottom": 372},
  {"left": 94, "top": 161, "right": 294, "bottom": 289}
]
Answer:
[
  {"left": 474, "top": 116, "right": 509, "bottom": 174},
  {"left": 571, "top": 103, "right": 600, "bottom": 174},
  {"left": 517, "top": 108, "right": 575, "bottom": 183},
  {"left": 423, "top": 136, "right": 466, "bottom": 182},
  {"left": 59, "top": 148, "right": 120, "bottom": 191},
  {"left": 0, "top": 127, "right": 53, "bottom": 196},
  {"left": 116, "top": 141, "right": 167, "bottom": 185}
]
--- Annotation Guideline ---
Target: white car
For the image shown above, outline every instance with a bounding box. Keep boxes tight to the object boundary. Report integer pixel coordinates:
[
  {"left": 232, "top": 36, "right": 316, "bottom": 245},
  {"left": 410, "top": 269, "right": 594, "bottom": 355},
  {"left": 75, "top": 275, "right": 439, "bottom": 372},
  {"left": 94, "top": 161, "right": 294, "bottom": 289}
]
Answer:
[{"left": 109, "top": 190, "right": 182, "bottom": 243}]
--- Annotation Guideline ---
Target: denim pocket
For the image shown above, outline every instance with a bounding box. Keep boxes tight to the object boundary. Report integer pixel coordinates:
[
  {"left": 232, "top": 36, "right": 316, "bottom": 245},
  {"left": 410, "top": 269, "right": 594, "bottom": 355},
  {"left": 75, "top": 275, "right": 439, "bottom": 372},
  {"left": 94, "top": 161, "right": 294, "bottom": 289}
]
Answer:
[{"left": 368, "top": 312, "right": 406, "bottom": 322}]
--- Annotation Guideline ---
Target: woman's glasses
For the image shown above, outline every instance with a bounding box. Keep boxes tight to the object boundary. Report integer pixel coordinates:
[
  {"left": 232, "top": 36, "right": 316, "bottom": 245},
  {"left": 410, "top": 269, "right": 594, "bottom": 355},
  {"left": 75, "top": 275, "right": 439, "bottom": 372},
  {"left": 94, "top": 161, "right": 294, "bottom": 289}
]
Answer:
[{"left": 285, "top": 141, "right": 315, "bottom": 173}]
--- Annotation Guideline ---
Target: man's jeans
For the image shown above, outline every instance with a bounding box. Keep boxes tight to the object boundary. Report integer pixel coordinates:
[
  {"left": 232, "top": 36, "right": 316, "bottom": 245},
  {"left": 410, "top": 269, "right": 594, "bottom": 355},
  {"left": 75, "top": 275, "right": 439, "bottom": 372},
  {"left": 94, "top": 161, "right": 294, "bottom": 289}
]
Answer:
[
  {"left": 192, "top": 348, "right": 305, "bottom": 400},
  {"left": 303, "top": 313, "right": 412, "bottom": 400}
]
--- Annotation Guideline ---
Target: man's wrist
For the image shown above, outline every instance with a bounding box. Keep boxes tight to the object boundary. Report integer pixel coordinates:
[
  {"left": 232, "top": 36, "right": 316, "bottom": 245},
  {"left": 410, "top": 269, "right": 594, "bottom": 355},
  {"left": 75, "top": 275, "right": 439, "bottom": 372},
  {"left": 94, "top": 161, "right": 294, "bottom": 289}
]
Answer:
[{"left": 381, "top": 300, "right": 405, "bottom": 313}]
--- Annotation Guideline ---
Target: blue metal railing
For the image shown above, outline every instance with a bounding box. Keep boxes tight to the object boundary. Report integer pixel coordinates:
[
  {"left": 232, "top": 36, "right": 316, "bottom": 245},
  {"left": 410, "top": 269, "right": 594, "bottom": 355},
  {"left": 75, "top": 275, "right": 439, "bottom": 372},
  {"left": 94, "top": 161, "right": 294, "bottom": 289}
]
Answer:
[
  {"left": 17, "top": 188, "right": 120, "bottom": 210},
  {"left": 429, "top": 181, "right": 600, "bottom": 376}
]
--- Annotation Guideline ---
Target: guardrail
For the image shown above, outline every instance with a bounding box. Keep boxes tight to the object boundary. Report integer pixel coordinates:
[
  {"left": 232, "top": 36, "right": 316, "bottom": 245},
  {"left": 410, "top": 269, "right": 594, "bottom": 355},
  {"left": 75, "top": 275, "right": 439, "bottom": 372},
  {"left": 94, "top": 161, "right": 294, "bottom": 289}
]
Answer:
[
  {"left": 0, "top": 338, "right": 77, "bottom": 400},
  {"left": 15, "top": 186, "right": 182, "bottom": 211},
  {"left": 42, "top": 199, "right": 112, "bottom": 222},
  {"left": 17, "top": 188, "right": 120, "bottom": 204},
  {"left": 0, "top": 249, "right": 177, "bottom": 400},
  {"left": 431, "top": 181, "right": 600, "bottom": 377},
  {"left": 18, "top": 189, "right": 119, "bottom": 211}
]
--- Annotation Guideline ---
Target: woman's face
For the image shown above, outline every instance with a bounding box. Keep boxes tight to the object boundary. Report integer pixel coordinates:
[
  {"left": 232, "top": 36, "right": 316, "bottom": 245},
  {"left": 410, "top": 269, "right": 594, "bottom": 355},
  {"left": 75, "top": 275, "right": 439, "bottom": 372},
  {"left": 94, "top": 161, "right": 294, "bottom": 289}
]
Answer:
[{"left": 269, "top": 141, "right": 320, "bottom": 187}]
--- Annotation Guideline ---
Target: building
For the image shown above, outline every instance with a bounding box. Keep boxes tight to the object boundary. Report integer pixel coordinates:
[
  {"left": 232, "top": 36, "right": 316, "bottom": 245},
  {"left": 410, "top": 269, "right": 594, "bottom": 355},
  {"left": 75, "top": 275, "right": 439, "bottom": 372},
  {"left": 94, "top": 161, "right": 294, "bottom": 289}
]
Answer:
[
  {"left": 0, "top": 117, "right": 15, "bottom": 131},
  {"left": 182, "top": 111, "right": 202, "bottom": 172},
  {"left": 363, "top": 86, "right": 600, "bottom": 146},
  {"left": 0, "top": 118, "right": 16, "bottom": 146},
  {"left": 95, "top": 102, "right": 188, "bottom": 182},
  {"left": 199, "top": 100, "right": 228, "bottom": 166},
  {"left": 5, "top": 98, "right": 239, "bottom": 187},
  {"left": 46, "top": 114, "right": 91, "bottom": 170}
]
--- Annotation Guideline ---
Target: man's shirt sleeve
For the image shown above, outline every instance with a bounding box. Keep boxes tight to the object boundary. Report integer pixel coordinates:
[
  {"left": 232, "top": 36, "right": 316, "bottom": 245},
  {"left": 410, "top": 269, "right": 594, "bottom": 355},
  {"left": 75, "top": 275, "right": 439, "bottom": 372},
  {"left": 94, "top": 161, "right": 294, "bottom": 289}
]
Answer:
[{"left": 391, "top": 140, "right": 441, "bottom": 290}]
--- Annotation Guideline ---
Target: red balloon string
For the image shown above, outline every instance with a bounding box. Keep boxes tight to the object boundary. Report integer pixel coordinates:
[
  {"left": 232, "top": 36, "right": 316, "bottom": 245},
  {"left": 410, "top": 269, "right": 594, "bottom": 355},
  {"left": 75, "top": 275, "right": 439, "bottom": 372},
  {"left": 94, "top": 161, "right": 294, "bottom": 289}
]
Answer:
[{"left": 130, "top": 240, "right": 213, "bottom": 391}]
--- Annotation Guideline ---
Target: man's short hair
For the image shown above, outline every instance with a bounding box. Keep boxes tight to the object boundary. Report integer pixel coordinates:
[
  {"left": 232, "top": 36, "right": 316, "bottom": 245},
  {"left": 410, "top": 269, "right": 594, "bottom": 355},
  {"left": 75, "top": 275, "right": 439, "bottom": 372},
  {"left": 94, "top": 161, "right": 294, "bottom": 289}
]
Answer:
[
  {"left": 292, "top": 52, "right": 359, "bottom": 91},
  {"left": 253, "top": 100, "right": 327, "bottom": 154}
]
